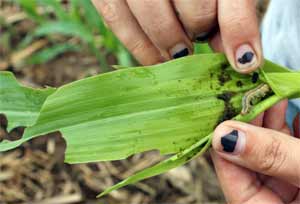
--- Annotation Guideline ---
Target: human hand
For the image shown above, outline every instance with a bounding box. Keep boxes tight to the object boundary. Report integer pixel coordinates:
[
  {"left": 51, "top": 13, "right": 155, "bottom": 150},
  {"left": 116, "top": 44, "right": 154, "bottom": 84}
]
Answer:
[
  {"left": 211, "top": 100, "right": 300, "bottom": 204},
  {"left": 92, "top": 0, "right": 262, "bottom": 73}
]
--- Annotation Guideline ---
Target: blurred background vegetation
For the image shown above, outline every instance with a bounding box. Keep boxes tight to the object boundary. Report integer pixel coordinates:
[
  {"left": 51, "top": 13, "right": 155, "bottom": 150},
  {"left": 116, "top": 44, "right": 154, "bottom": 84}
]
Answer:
[
  {"left": 0, "top": 0, "right": 215, "bottom": 85},
  {"left": 1, "top": 0, "right": 137, "bottom": 88},
  {"left": 0, "top": 0, "right": 268, "bottom": 204}
]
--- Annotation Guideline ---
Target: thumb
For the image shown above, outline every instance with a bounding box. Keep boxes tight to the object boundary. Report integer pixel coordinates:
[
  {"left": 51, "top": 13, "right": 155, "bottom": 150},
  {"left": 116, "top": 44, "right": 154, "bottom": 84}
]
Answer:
[{"left": 212, "top": 120, "right": 300, "bottom": 187}]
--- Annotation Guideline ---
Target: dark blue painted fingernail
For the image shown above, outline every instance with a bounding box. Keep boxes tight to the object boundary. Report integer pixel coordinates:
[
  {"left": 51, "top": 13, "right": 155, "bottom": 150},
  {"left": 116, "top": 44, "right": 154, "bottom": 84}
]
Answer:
[
  {"left": 221, "top": 130, "right": 238, "bottom": 153},
  {"left": 236, "top": 44, "right": 258, "bottom": 70},
  {"left": 252, "top": 72, "right": 259, "bottom": 83},
  {"left": 238, "top": 52, "right": 254, "bottom": 64},
  {"left": 173, "top": 48, "right": 189, "bottom": 59},
  {"left": 170, "top": 43, "right": 190, "bottom": 59},
  {"left": 195, "top": 32, "right": 210, "bottom": 42}
]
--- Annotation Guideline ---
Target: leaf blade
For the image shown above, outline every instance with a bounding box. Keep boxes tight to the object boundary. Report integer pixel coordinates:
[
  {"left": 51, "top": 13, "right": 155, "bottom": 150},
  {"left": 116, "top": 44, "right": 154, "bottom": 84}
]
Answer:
[{"left": 0, "top": 54, "right": 256, "bottom": 161}]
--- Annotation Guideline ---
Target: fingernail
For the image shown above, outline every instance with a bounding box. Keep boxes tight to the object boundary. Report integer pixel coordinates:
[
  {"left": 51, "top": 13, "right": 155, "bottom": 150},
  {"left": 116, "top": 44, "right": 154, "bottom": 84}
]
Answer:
[
  {"left": 235, "top": 44, "right": 258, "bottom": 70},
  {"left": 195, "top": 32, "right": 210, "bottom": 42},
  {"left": 170, "top": 43, "right": 190, "bottom": 59},
  {"left": 218, "top": 129, "right": 246, "bottom": 154}
]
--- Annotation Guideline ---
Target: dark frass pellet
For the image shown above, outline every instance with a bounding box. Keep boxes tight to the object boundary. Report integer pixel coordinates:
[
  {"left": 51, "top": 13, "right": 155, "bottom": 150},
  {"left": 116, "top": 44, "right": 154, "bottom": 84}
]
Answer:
[
  {"left": 236, "top": 80, "right": 243, "bottom": 87},
  {"left": 173, "top": 48, "right": 189, "bottom": 59},
  {"left": 252, "top": 72, "right": 259, "bottom": 83}
]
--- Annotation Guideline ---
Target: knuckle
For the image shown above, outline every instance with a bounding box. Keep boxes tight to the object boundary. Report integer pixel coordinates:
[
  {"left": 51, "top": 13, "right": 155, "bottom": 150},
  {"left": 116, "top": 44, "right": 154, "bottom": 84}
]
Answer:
[
  {"left": 222, "top": 15, "right": 249, "bottom": 33},
  {"left": 128, "top": 39, "right": 151, "bottom": 56},
  {"left": 147, "top": 19, "right": 177, "bottom": 43},
  {"left": 257, "top": 137, "right": 286, "bottom": 173},
  {"left": 99, "top": 0, "right": 119, "bottom": 24},
  {"left": 155, "top": 19, "right": 175, "bottom": 34},
  {"left": 188, "top": 8, "right": 216, "bottom": 24},
  {"left": 187, "top": 12, "right": 216, "bottom": 30},
  {"left": 179, "top": 2, "right": 216, "bottom": 30}
]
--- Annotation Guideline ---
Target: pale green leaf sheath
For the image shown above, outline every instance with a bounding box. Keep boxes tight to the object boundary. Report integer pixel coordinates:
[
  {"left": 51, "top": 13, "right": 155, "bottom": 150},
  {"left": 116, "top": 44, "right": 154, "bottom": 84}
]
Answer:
[{"left": 0, "top": 54, "right": 299, "bottom": 196}]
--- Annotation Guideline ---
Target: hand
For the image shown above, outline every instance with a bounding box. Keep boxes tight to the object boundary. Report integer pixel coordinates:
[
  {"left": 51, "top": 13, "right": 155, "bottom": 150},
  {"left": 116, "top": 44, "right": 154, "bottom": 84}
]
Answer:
[
  {"left": 92, "top": 0, "right": 262, "bottom": 73},
  {"left": 211, "top": 100, "right": 300, "bottom": 204}
]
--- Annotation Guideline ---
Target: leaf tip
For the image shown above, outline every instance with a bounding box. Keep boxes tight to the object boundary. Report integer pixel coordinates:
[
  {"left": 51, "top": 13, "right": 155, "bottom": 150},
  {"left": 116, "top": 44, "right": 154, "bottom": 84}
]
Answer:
[{"left": 96, "top": 191, "right": 107, "bottom": 198}]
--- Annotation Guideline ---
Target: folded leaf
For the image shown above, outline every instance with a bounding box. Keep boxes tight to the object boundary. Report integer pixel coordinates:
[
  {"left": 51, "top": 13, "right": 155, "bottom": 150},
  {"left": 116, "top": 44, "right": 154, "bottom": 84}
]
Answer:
[
  {"left": 260, "top": 60, "right": 300, "bottom": 98},
  {"left": 98, "top": 134, "right": 212, "bottom": 197}
]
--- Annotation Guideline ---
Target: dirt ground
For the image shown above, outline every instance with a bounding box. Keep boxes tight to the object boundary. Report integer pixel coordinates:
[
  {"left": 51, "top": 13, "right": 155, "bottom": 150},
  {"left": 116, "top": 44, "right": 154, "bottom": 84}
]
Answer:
[{"left": 0, "top": 1, "right": 269, "bottom": 204}]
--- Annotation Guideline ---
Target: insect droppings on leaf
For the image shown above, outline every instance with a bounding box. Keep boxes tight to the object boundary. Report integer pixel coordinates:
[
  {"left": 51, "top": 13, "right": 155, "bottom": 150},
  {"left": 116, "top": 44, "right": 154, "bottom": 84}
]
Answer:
[
  {"left": 236, "top": 80, "right": 243, "bottom": 87},
  {"left": 217, "top": 63, "right": 232, "bottom": 86},
  {"left": 218, "top": 73, "right": 231, "bottom": 86},
  {"left": 216, "top": 92, "right": 238, "bottom": 125},
  {"left": 221, "top": 63, "right": 228, "bottom": 70},
  {"left": 218, "top": 68, "right": 232, "bottom": 86},
  {"left": 217, "top": 92, "right": 234, "bottom": 102},
  {"left": 252, "top": 72, "right": 259, "bottom": 83}
]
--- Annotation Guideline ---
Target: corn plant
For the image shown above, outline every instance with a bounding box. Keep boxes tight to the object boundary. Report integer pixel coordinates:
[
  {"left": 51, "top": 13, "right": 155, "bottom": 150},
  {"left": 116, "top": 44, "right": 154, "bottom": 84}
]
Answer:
[
  {"left": 11, "top": 0, "right": 133, "bottom": 70},
  {"left": 0, "top": 54, "right": 299, "bottom": 197}
]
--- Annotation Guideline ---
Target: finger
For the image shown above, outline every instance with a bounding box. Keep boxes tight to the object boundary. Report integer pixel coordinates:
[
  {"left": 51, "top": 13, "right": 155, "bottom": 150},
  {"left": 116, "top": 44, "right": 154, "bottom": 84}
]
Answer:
[
  {"left": 211, "top": 150, "right": 283, "bottom": 204},
  {"left": 263, "top": 176, "right": 298, "bottom": 203},
  {"left": 263, "top": 100, "right": 288, "bottom": 130},
  {"left": 281, "top": 124, "right": 292, "bottom": 135},
  {"left": 209, "top": 31, "right": 224, "bottom": 52},
  {"left": 92, "top": 0, "right": 163, "bottom": 65},
  {"left": 172, "top": 0, "right": 217, "bottom": 42},
  {"left": 294, "top": 113, "right": 300, "bottom": 138},
  {"left": 212, "top": 120, "right": 300, "bottom": 187},
  {"left": 250, "top": 112, "right": 264, "bottom": 127},
  {"left": 218, "top": 0, "right": 262, "bottom": 73},
  {"left": 127, "top": 0, "right": 192, "bottom": 60},
  {"left": 291, "top": 192, "right": 300, "bottom": 204}
]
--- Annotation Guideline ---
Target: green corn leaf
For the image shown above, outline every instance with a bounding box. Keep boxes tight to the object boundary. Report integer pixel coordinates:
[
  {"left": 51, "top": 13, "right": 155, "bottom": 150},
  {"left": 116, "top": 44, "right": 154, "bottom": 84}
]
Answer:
[
  {"left": 194, "top": 43, "right": 213, "bottom": 54},
  {"left": 73, "top": 0, "right": 105, "bottom": 34},
  {"left": 33, "top": 21, "right": 109, "bottom": 70},
  {"left": 0, "top": 54, "right": 299, "bottom": 196},
  {"left": 27, "top": 43, "right": 80, "bottom": 65},
  {"left": 68, "top": 0, "right": 82, "bottom": 22},
  {"left": 34, "top": 21, "right": 94, "bottom": 43},
  {"left": 98, "top": 134, "right": 212, "bottom": 197},
  {"left": 260, "top": 60, "right": 300, "bottom": 98},
  {"left": 116, "top": 45, "right": 134, "bottom": 67},
  {"left": 98, "top": 93, "right": 287, "bottom": 197},
  {"left": 1, "top": 54, "right": 247, "bottom": 157}
]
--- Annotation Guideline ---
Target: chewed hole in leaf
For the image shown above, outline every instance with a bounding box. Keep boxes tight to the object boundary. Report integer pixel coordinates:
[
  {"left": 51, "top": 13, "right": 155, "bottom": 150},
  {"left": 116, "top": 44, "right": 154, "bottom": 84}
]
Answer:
[
  {"left": 0, "top": 114, "right": 24, "bottom": 142},
  {"left": 33, "top": 132, "right": 66, "bottom": 154},
  {"left": 6, "top": 127, "right": 25, "bottom": 142},
  {"left": 0, "top": 114, "right": 6, "bottom": 142},
  {"left": 0, "top": 112, "right": 65, "bottom": 153},
  {"left": 0, "top": 114, "right": 7, "bottom": 129}
]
